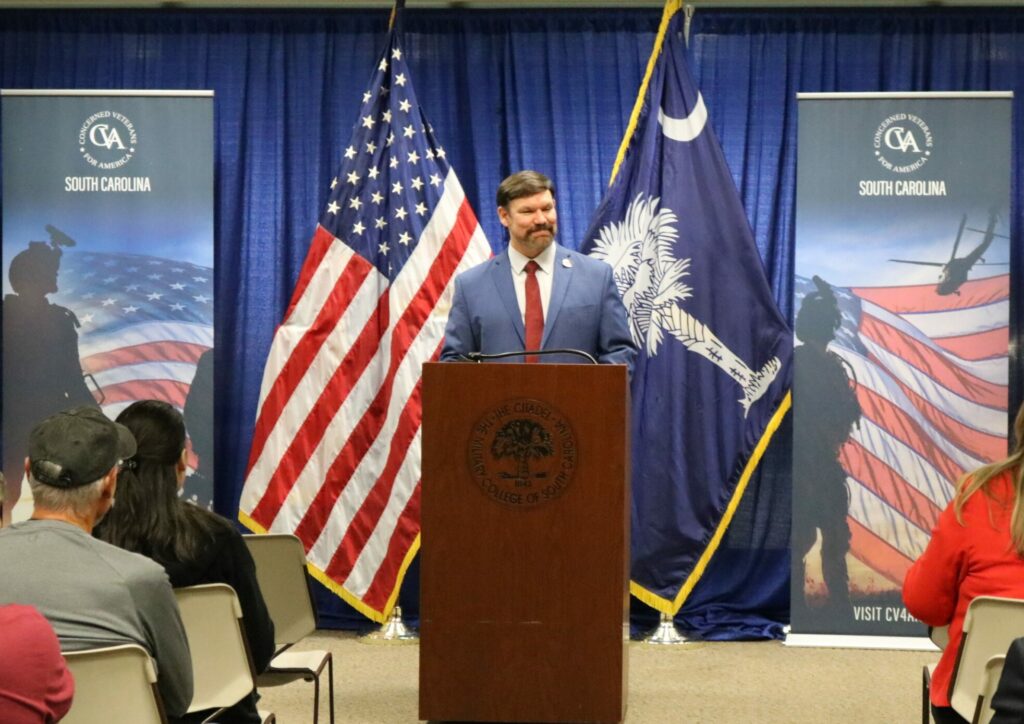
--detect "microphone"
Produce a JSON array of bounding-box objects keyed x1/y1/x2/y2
[{"x1": 459, "y1": 348, "x2": 598, "y2": 365}]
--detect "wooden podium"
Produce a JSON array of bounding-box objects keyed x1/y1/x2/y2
[{"x1": 419, "y1": 362, "x2": 630, "y2": 723}]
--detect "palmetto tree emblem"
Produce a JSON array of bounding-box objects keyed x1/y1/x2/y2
[
  {"x1": 492, "y1": 418, "x2": 554, "y2": 486},
  {"x1": 590, "y1": 193, "x2": 780, "y2": 415}
]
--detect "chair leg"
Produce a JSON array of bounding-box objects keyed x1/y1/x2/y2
[
  {"x1": 327, "y1": 654, "x2": 335, "y2": 724},
  {"x1": 922, "y1": 665, "x2": 931, "y2": 724},
  {"x1": 312, "y1": 673, "x2": 320, "y2": 724}
]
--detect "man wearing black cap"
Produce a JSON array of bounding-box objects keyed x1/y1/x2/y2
[{"x1": 0, "y1": 406, "x2": 193, "y2": 719}]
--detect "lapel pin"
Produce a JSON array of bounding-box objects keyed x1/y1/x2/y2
[{"x1": 562, "y1": 257, "x2": 573, "y2": 268}]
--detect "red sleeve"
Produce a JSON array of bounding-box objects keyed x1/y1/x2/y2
[{"x1": 902, "y1": 500, "x2": 967, "y2": 626}]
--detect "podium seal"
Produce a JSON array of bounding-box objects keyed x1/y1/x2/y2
[{"x1": 468, "y1": 397, "x2": 578, "y2": 508}]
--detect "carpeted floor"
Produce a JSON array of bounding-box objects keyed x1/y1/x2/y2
[{"x1": 257, "y1": 630, "x2": 939, "y2": 722}]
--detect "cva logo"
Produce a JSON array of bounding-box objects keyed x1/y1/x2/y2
[
  {"x1": 883, "y1": 126, "x2": 921, "y2": 154},
  {"x1": 88, "y1": 123, "x2": 127, "y2": 150},
  {"x1": 79, "y1": 110, "x2": 138, "y2": 170},
  {"x1": 873, "y1": 112, "x2": 933, "y2": 173}
]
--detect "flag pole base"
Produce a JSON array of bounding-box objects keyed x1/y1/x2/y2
[
  {"x1": 365, "y1": 605, "x2": 418, "y2": 641},
  {"x1": 643, "y1": 612, "x2": 692, "y2": 645}
]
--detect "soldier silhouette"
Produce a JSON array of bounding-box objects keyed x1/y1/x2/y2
[
  {"x1": 2, "y1": 229, "x2": 97, "y2": 523},
  {"x1": 792, "y1": 275, "x2": 861, "y2": 620}
]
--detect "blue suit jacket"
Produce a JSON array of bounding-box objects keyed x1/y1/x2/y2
[{"x1": 440, "y1": 246, "x2": 637, "y2": 369}]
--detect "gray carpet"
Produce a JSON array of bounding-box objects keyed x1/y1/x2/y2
[{"x1": 256, "y1": 630, "x2": 938, "y2": 722}]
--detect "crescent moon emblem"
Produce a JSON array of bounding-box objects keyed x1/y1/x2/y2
[{"x1": 657, "y1": 92, "x2": 707, "y2": 142}]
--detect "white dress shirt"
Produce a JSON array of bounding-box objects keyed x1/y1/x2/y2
[{"x1": 507, "y1": 242, "x2": 556, "y2": 324}]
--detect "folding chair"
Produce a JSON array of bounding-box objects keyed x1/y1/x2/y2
[
  {"x1": 62, "y1": 644, "x2": 166, "y2": 724},
  {"x1": 973, "y1": 654, "x2": 1007, "y2": 724},
  {"x1": 245, "y1": 533, "x2": 335, "y2": 724},
  {"x1": 923, "y1": 597, "x2": 1024, "y2": 723},
  {"x1": 174, "y1": 583, "x2": 276, "y2": 724}
]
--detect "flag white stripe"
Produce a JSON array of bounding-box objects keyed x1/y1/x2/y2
[
  {"x1": 78, "y1": 321, "x2": 213, "y2": 357},
  {"x1": 239, "y1": 266, "x2": 384, "y2": 515},
  {"x1": 847, "y1": 477, "x2": 931, "y2": 561},
  {"x1": 272, "y1": 324, "x2": 390, "y2": 536},
  {"x1": 861, "y1": 300, "x2": 1008, "y2": 384},
  {"x1": 90, "y1": 361, "x2": 199, "y2": 387},
  {"x1": 859, "y1": 336, "x2": 1005, "y2": 435},
  {"x1": 255, "y1": 241, "x2": 357, "y2": 410},
  {"x1": 834, "y1": 347, "x2": 989, "y2": 473},
  {"x1": 345, "y1": 429, "x2": 422, "y2": 598},
  {"x1": 849, "y1": 418, "x2": 958, "y2": 508},
  {"x1": 899, "y1": 299, "x2": 1009, "y2": 339}
]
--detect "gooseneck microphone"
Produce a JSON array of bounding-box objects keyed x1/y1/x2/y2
[{"x1": 459, "y1": 348, "x2": 598, "y2": 365}]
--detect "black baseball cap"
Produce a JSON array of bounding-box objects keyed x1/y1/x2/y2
[{"x1": 27, "y1": 406, "x2": 137, "y2": 488}]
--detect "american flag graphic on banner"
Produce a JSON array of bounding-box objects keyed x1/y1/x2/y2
[
  {"x1": 800, "y1": 271, "x2": 1009, "y2": 588},
  {"x1": 58, "y1": 251, "x2": 214, "y2": 420},
  {"x1": 238, "y1": 17, "x2": 490, "y2": 621}
]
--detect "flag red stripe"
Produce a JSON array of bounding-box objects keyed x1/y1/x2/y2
[
  {"x1": 249, "y1": 290, "x2": 388, "y2": 529},
  {"x1": 81, "y1": 341, "x2": 208, "y2": 373},
  {"x1": 283, "y1": 225, "x2": 338, "y2": 322},
  {"x1": 848, "y1": 517, "x2": 914, "y2": 586},
  {"x1": 94, "y1": 379, "x2": 190, "y2": 408},
  {"x1": 932, "y1": 326, "x2": 1009, "y2": 361},
  {"x1": 363, "y1": 481, "x2": 422, "y2": 611},
  {"x1": 858, "y1": 314, "x2": 1005, "y2": 408},
  {"x1": 890, "y1": 376, "x2": 1007, "y2": 463},
  {"x1": 244, "y1": 251, "x2": 374, "y2": 480},
  {"x1": 294, "y1": 198, "x2": 479, "y2": 548},
  {"x1": 854, "y1": 383, "x2": 965, "y2": 485},
  {"x1": 852, "y1": 274, "x2": 1008, "y2": 314},
  {"x1": 325, "y1": 380, "x2": 422, "y2": 583},
  {"x1": 839, "y1": 440, "x2": 943, "y2": 533}
]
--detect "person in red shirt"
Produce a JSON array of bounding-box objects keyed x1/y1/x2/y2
[
  {"x1": 903, "y1": 402, "x2": 1024, "y2": 724},
  {"x1": 0, "y1": 604, "x2": 74, "y2": 723}
]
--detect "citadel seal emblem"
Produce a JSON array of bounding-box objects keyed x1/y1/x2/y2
[{"x1": 468, "y1": 398, "x2": 578, "y2": 508}]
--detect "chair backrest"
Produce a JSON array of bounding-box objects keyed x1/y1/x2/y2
[
  {"x1": 974, "y1": 654, "x2": 1007, "y2": 724},
  {"x1": 244, "y1": 533, "x2": 318, "y2": 646},
  {"x1": 174, "y1": 583, "x2": 255, "y2": 714},
  {"x1": 62, "y1": 644, "x2": 165, "y2": 724},
  {"x1": 949, "y1": 596, "x2": 1024, "y2": 718},
  {"x1": 930, "y1": 625, "x2": 949, "y2": 650}
]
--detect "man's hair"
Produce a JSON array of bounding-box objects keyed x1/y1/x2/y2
[
  {"x1": 28, "y1": 473, "x2": 106, "y2": 518},
  {"x1": 496, "y1": 170, "x2": 555, "y2": 209}
]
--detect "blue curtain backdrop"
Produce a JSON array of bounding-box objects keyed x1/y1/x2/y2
[{"x1": 1, "y1": 7, "x2": 1021, "y2": 635}]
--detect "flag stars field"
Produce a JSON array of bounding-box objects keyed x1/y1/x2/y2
[{"x1": 48, "y1": 250, "x2": 214, "y2": 416}]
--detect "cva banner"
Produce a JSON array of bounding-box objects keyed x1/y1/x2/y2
[
  {"x1": 1, "y1": 91, "x2": 214, "y2": 520},
  {"x1": 791, "y1": 92, "x2": 1012, "y2": 644}
]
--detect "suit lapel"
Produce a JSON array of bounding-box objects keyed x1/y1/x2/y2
[
  {"x1": 490, "y1": 252, "x2": 526, "y2": 345},
  {"x1": 542, "y1": 247, "x2": 572, "y2": 348}
]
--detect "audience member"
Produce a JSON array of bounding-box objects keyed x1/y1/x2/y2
[
  {"x1": 991, "y1": 637, "x2": 1024, "y2": 724},
  {"x1": 94, "y1": 399, "x2": 274, "y2": 724},
  {"x1": 903, "y1": 402, "x2": 1024, "y2": 724},
  {"x1": 0, "y1": 604, "x2": 74, "y2": 723},
  {"x1": 0, "y1": 406, "x2": 193, "y2": 720}
]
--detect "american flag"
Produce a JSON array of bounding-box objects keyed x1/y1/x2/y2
[
  {"x1": 58, "y1": 251, "x2": 214, "y2": 418},
  {"x1": 802, "y1": 272, "x2": 1009, "y2": 589},
  {"x1": 53, "y1": 250, "x2": 214, "y2": 506},
  {"x1": 237, "y1": 19, "x2": 490, "y2": 622}
]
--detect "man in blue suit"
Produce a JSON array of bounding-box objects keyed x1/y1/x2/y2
[{"x1": 441, "y1": 170, "x2": 636, "y2": 369}]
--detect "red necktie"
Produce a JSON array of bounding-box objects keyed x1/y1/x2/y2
[{"x1": 524, "y1": 260, "x2": 544, "y2": 363}]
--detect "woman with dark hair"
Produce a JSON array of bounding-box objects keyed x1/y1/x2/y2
[
  {"x1": 903, "y1": 401, "x2": 1024, "y2": 724},
  {"x1": 94, "y1": 399, "x2": 274, "y2": 724}
]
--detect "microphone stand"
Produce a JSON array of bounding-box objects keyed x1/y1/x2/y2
[{"x1": 460, "y1": 348, "x2": 598, "y2": 365}]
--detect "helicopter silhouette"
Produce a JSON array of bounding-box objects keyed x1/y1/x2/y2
[{"x1": 889, "y1": 211, "x2": 1008, "y2": 296}]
